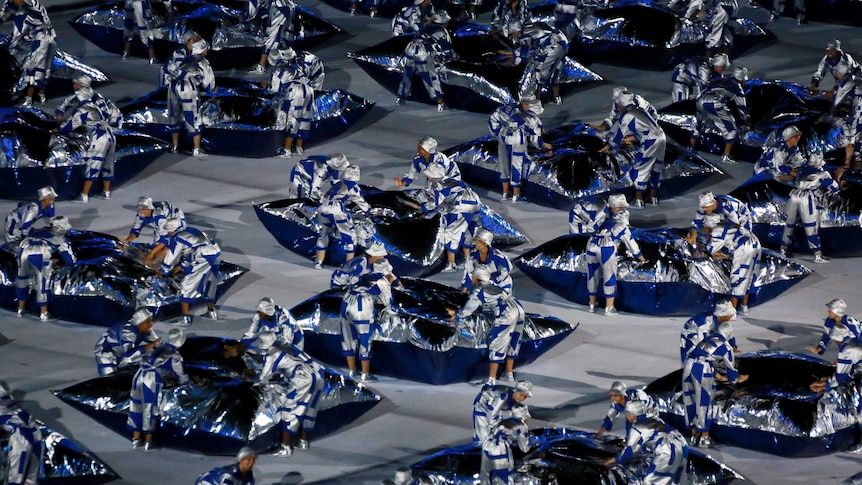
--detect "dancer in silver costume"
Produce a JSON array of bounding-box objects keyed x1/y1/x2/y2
[
  {"x1": 15, "y1": 216, "x2": 75, "y2": 321},
  {"x1": 158, "y1": 218, "x2": 221, "y2": 326},
  {"x1": 268, "y1": 48, "x2": 325, "y2": 158},
  {"x1": 3, "y1": 186, "x2": 55, "y2": 247},
  {"x1": 0, "y1": 0, "x2": 55, "y2": 107},
  {"x1": 94, "y1": 308, "x2": 160, "y2": 376}
]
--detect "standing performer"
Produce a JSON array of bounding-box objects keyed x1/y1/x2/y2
[
  {"x1": 314, "y1": 165, "x2": 370, "y2": 269},
  {"x1": 691, "y1": 54, "x2": 749, "y2": 164},
  {"x1": 679, "y1": 300, "x2": 737, "y2": 363},
  {"x1": 829, "y1": 62, "x2": 862, "y2": 169},
  {"x1": 395, "y1": 12, "x2": 455, "y2": 111},
  {"x1": 472, "y1": 380, "x2": 532, "y2": 446},
  {"x1": 268, "y1": 48, "x2": 325, "y2": 158},
  {"x1": 480, "y1": 418, "x2": 531, "y2": 485},
  {"x1": 811, "y1": 40, "x2": 859, "y2": 99},
  {"x1": 159, "y1": 218, "x2": 221, "y2": 326},
  {"x1": 489, "y1": 0, "x2": 531, "y2": 39},
  {"x1": 242, "y1": 297, "x2": 305, "y2": 352},
  {"x1": 164, "y1": 36, "x2": 215, "y2": 157},
  {"x1": 340, "y1": 264, "x2": 394, "y2": 382},
  {"x1": 391, "y1": 0, "x2": 432, "y2": 37},
  {"x1": 122, "y1": 0, "x2": 157, "y2": 63},
  {"x1": 806, "y1": 299, "x2": 862, "y2": 355},
  {"x1": 0, "y1": 382, "x2": 42, "y2": 485},
  {"x1": 288, "y1": 154, "x2": 349, "y2": 199},
  {"x1": 94, "y1": 308, "x2": 160, "y2": 376},
  {"x1": 15, "y1": 216, "x2": 76, "y2": 321},
  {"x1": 702, "y1": 213, "x2": 761, "y2": 315},
  {"x1": 671, "y1": 56, "x2": 710, "y2": 103},
  {"x1": 461, "y1": 229, "x2": 513, "y2": 295},
  {"x1": 780, "y1": 153, "x2": 839, "y2": 262},
  {"x1": 502, "y1": 22, "x2": 568, "y2": 105},
  {"x1": 753, "y1": 125, "x2": 804, "y2": 176},
  {"x1": 3, "y1": 186, "x2": 55, "y2": 248},
  {"x1": 250, "y1": 0, "x2": 296, "y2": 73},
  {"x1": 0, "y1": 0, "x2": 56, "y2": 107}
]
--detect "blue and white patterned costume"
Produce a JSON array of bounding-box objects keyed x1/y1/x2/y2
[
  {"x1": 458, "y1": 286, "x2": 526, "y2": 365},
  {"x1": 4, "y1": 200, "x2": 53, "y2": 245},
  {"x1": 825, "y1": 340, "x2": 862, "y2": 392},
  {"x1": 128, "y1": 343, "x2": 188, "y2": 434},
  {"x1": 706, "y1": 222, "x2": 760, "y2": 298},
  {"x1": 568, "y1": 198, "x2": 607, "y2": 235},
  {"x1": 490, "y1": 0, "x2": 532, "y2": 39},
  {"x1": 679, "y1": 312, "x2": 738, "y2": 362},
  {"x1": 782, "y1": 165, "x2": 839, "y2": 253},
  {"x1": 753, "y1": 138, "x2": 803, "y2": 175},
  {"x1": 830, "y1": 73, "x2": 862, "y2": 150},
  {"x1": 259, "y1": 349, "x2": 325, "y2": 439},
  {"x1": 0, "y1": 390, "x2": 42, "y2": 485},
  {"x1": 195, "y1": 463, "x2": 255, "y2": 485},
  {"x1": 480, "y1": 419, "x2": 530, "y2": 485},
  {"x1": 682, "y1": 333, "x2": 739, "y2": 433},
  {"x1": 615, "y1": 416, "x2": 688, "y2": 485},
  {"x1": 422, "y1": 180, "x2": 482, "y2": 254},
  {"x1": 16, "y1": 230, "x2": 75, "y2": 306},
  {"x1": 462, "y1": 247, "x2": 514, "y2": 294},
  {"x1": 242, "y1": 305, "x2": 304, "y2": 351},
  {"x1": 691, "y1": 194, "x2": 752, "y2": 235},
  {"x1": 391, "y1": 3, "x2": 432, "y2": 36},
  {"x1": 289, "y1": 156, "x2": 344, "y2": 200},
  {"x1": 124, "y1": 0, "x2": 154, "y2": 48},
  {"x1": 160, "y1": 227, "x2": 221, "y2": 305},
  {"x1": 331, "y1": 255, "x2": 400, "y2": 288},
  {"x1": 586, "y1": 214, "x2": 642, "y2": 299},
  {"x1": 705, "y1": 0, "x2": 737, "y2": 52},
  {"x1": 397, "y1": 23, "x2": 455, "y2": 102},
  {"x1": 164, "y1": 45, "x2": 216, "y2": 137},
  {"x1": 600, "y1": 389, "x2": 657, "y2": 434},
  {"x1": 812, "y1": 315, "x2": 862, "y2": 355},
  {"x1": 671, "y1": 57, "x2": 710, "y2": 103},
  {"x1": 694, "y1": 75, "x2": 748, "y2": 145},
  {"x1": 472, "y1": 384, "x2": 528, "y2": 446},
  {"x1": 608, "y1": 105, "x2": 666, "y2": 193},
  {"x1": 666, "y1": 0, "x2": 703, "y2": 18},
  {"x1": 55, "y1": 88, "x2": 117, "y2": 184},
  {"x1": 94, "y1": 321, "x2": 160, "y2": 376},
  {"x1": 401, "y1": 151, "x2": 461, "y2": 188},
  {"x1": 340, "y1": 274, "x2": 393, "y2": 362},
  {"x1": 812, "y1": 50, "x2": 859, "y2": 89},
  {"x1": 0, "y1": 0, "x2": 56, "y2": 90},
  {"x1": 316, "y1": 180, "x2": 370, "y2": 254},
  {"x1": 489, "y1": 103, "x2": 544, "y2": 189},
  {"x1": 263, "y1": 0, "x2": 296, "y2": 56},
  {"x1": 515, "y1": 24, "x2": 567, "y2": 98},
  {"x1": 270, "y1": 51, "x2": 325, "y2": 141},
  {"x1": 128, "y1": 201, "x2": 186, "y2": 245},
  {"x1": 600, "y1": 94, "x2": 657, "y2": 131}
]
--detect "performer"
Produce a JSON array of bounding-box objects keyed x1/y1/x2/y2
[
  {"x1": 806, "y1": 299, "x2": 862, "y2": 355},
  {"x1": 195, "y1": 447, "x2": 257, "y2": 485},
  {"x1": 606, "y1": 400, "x2": 689, "y2": 484},
  {"x1": 461, "y1": 228, "x2": 513, "y2": 295},
  {"x1": 488, "y1": 95, "x2": 552, "y2": 202},
  {"x1": 395, "y1": 11, "x2": 455, "y2": 111},
  {"x1": 3, "y1": 186, "x2": 56, "y2": 247},
  {"x1": 585, "y1": 197, "x2": 645, "y2": 315},
  {"x1": 242, "y1": 297, "x2": 304, "y2": 352},
  {"x1": 340, "y1": 263, "x2": 394, "y2": 382},
  {"x1": 811, "y1": 40, "x2": 859, "y2": 98},
  {"x1": 472, "y1": 380, "x2": 532, "y2": 446},
  {"x1": 391, "y1": 0, "x2": 432, "y2": 37},
  {"x1": 394, "y1": 136, "x2": 461, "y2": 189},
  {"x1": 480, "y1": 418, "x2": 531, "y2": 485},
  {"x1": 122, "y1": 0, "x2": 157, "y2": 63},
  {"x1": 15, "y1": 216, "x2": 76, "y2": 321},
  {"x1": 704, "y1": 0, "x2": 737, "y2": 57},
  {"x1": 679, "y1": 300, "x2": 737, "y2": 363},
  {"x1": 268, "y1": 47, "x2": 325, "y2": 158},
  {"x1": 753, "y1": 125, "x2": 804, "y2": 176},
  {"x1": 0, "y1": 0, "x2": 55, "y2": 107},
  {"x1": 453, "y1": 267, "x2": 525, "y2": 385},
  {"x1": 250, "y1": 0, "x2": 296, "y2": 73},
  {"x1": 687, "y1": 191, "x2": 753, "y2": 243},
  {"x1": 129, "y1": 328, "x2": 189, "y2": 451},
  {"x1": 94, "y1": 308, "x2": 160, "y2": 376},
  {"x1": 671, "y1": 56, "x2": 710, "y2": 103},
  {"x1": 164, "y1": 35, "x2": 216, "y2": 157},
  {"x1": 702, "y1": 213, "x2": 761, "y2": 315},
  {"x1": 0, "y1": 382, "x2": 42, "y2": 485},
  {"x1": 501, "y1": 22, "x2": 567, "y2": 105},
  {"x1": 828, "y1": 62, "x2": 862, "y2": 169},
  {"x1": 314, "y1": 165, "x2": 370, "y2": 269},
  {"x1": 350, "y1": 0, "x2": 380, "y2": 17},
  {"x1": 595, "y1": 381, "x2": 658, "y2": 436},
  {"x1": 288, "y1": 154, "x2": 349, "y2": 199},
  {"x1": 417, "y1": 169, "x2": 482, "y2": 271},
  {"x1": 691, "y1": 54, "x2": 749, "y2": 165},
  {"x1": 682, "y1": 324, "x2": 748, "y2": 448},
  {"x1": 601, "y1": 91, "x2": 667, "y2": 208},
  {"x1": 810, "y1": 331, "x2": 862, "y2": 394},
  {"x1": 780, "y1": 153, "x2": 839, "y2": 263},
  {"x1": 120, "y1": 196, "x2": 187, "y2": 267},
  {"x1": 330, "y1": 240, "x2": 397, "y2": 287},
  {"x1": 489, "y1": 0, "x2": 531, "y2": 40},
  {"x1": 257, "y1": 331, "x2": 325, "y2": 456},
  {"x1": 568, "y1": 197, "x2": 607, "y2": 235},
  {"x1": 590, "y1": 86, "x2": 658, "y2": 133},
  {"x1": 158, "y1": 218, "x2": 221, "y2": 326},
  {"x1": 55, "y1": 76, "x2": 120, "y2": 204}
]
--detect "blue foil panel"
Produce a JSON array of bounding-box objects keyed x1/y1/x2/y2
[
  {"x1": 0, "y1": 231, "x2": 247, "y2": 326},
  {"x1": 444, "y1": 123, "x2": 724, "y2": 210},
  {"x1": 35, "y1": 423, "x2": 121, "y2": 484},
  {"x1": 515, "y1": 229, "x2": 811, "y2": 315},
  {"x1": 69, "y1": 1, "x2": 342, "y2": 69},
  {"x1": 254, "y1": 188, "x2": 528, "y2": 275},
  {"x1": 52, "y1": 336, "x2": 381, "y2": 455},
  {"x1": 348, "y1": 25, "x2": 602, "y2": 114},
  {"x1": 122, "y1": 83, "x2": 374, "y2": 157},
  {"x1": 289, "y1": 277, "x2": 578, "y2": 385},
  {"x1": 407, "y1": 426, "x2": 745, "y2": 484},
  {"x1": 729, "y1": 172, "x2": 862, "y2": 257},
  {"x1": 645, "y1": 351, "x2": 861, "y2": 457},
  {"x1": 658, "y1": 79, "x2": 844, "y2": 164},
  {"x1": 0, "y1": 108, "x2": 169, "y2": 200}
]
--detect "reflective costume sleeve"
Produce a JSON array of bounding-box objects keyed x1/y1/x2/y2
[
  {"x1": 347, "y1": 182, "x2": 370, "y2": 213},
  {"x1": 601, "y1": 401, "x2": 625, "y2": 431},
  {"x1": 330, "y1": 256, "x2": 370, "y2": 288},
  {"x1": 826, "y1": 345, "x2": 862, "y2": 391},
  {"x1": 169, "y1": 348, "x2": 189, "y2": 385},
  {"x1": 489, "y1": 105, "x2": 516, "y2": 137},
  {"x1": 816, "y1": 318, "x2": 838, "y2": 354},
  {"x1": 614, "y1": 224, "x2": 642, "y2": 259},
  {"x1": 616, "y1": 421, "x2": 650, "y2": 464},
  {"x1": 401, "y1": 155, "x2": 427, "y2": 186},
  {"x1": 457, "y1": 288, "x2": 484, "y2": 319}
]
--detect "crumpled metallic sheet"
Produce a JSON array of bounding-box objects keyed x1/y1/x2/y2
[
  {"x1": 253, "y1": 187, "x2": 527, "y2": 276},
  {"x1": 407, "y1": 427, "x2": 745, "y2": 484},
  {"x1": 658, "y1": 78, "x2": 843, "y2": 164},
  {"x1": 0, "y1": 108, "x2": 169, "y2": 200},
  {"x1": 290, "y1": 277, "x2": 578, "y2": 384},
  {"x1": 644, "y1": 350, "x2": 860, "y2": 457},
  {"x1": 514, "y1": 228, "x2": 811, "y2": 315},
  {"x1": 69, "y1": 1, "x2": 341, "y2": 69},
  {"x1": 843, "y1": 471, "x2": 862, "y2": 485},
  {"x1": 348, "y1": 24, "x2": 602, "y2": 113},
  {"x1": 122, "y1": 81, "x2": 374, "y2": 157},
  {"x1": 729, "y1": 172, "x2": 862, "y2": 257},
  {"x1": 575, "y1": 0, "x2": 772, "y2": 69},
  {"x1": 443, "y1": 122, "x2": 723, "y2": 210},
  {"x1": 52, "y1": 336, "x2": 380, "y2": 455},
  {"x1": 0, "y1": 230, "x2": 247, "y2": 326},
  {"x1": 37, "y1": 423, "x2": 121, "y2": 483}
]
